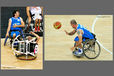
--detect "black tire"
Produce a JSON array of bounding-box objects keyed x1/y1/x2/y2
[
  {"x1": 83, "y1": 39, "x2": 101, "y2": 59},
  {"x1": 16, "y1": 54, "x2": 37, "y2": 60}
]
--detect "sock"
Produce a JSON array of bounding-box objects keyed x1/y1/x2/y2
[
  {"x1": 35, "y1": 26, "x2": 37, "y2": 31},
  {"x1": 38, "y1": 26, "x2": 40, "y2": 31}
]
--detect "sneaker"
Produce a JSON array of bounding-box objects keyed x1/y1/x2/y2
[
  {"x1": 78, "y1": 48, "x2": 83, "y2": 55},
  {"x1": 73, "y1": 49, "x2": 83, "y2": 57},
  {"x1": 73, "y1": 51, "x2": 79, "y2": 56}
]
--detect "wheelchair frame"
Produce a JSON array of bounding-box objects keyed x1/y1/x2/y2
[
  {"x1": 73, "y1": 33, "x2": 101, "y2": 59},
  {"x1": 4, "y1": 29, "x2": 38, "y2": 60}
]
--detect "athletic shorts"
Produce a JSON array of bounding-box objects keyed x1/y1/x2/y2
[
  {"x1": 32, "y1": 14, "x2": 42, "y2": 20},
  {"x1": 74, "y1": 36, "x2": 94, "y2": 42},
  {"x1": 74, "y1": 36, "x2": 86, "y2": 42},
  {"x1": 10, "y1": 31, "x2": 20, "y2": 38}
]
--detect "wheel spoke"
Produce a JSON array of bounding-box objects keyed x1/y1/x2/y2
[{"x1": 83, "y1": 40, "x2": 101, "y2": 59}]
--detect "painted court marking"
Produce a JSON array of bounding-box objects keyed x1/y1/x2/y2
[
  {"x1": 92, "y1": 15, "x2": 112, "y2": 55},
  {"x1": 1, "y1": 64, "x2": 24, "y2": 69}
]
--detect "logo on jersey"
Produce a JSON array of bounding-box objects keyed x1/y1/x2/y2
[{"x1": 17, "y1": 19, "x2": 21, "y2": 21}]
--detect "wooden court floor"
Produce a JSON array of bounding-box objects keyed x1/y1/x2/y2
[
  {"x1": 1, "y1": 37, "x2": 43, "y2": 70},
  {"x1": 45, "y1": 15, "x2": 113, "y2": 61}
]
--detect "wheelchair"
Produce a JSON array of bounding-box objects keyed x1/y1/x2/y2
[
  {"x1": 4, "y1": 29, "x2": 39, "y2": 60},
  {"x1": 4, "y1": 30, "x2": 23, "y2": 47},
  {"x1": 73, "y1": 33, "x2": 101, "y2": 59}
]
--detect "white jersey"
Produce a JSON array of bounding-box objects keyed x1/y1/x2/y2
[
  {"x1": 30, "y1": 7, "x2": 42, "y2": 20},
  {"x1": 30, "y1": 7, "x2": 42, "y2": 15}
]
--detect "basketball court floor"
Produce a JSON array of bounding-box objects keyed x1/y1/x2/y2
[
  {"x1": 1, "y1": 37, "x2": 43, "y2": 70},
  {"x1": 45, "y1": 15, "x2": 113, "y2": 61}
]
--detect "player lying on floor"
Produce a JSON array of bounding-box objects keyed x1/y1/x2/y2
[
  {"x1": 26, "y1": 31, "x2": 40, "y2": 54},
  {"x1": 13, "y1": 31, "x2": 40, "y2": 56},
  {"x1": 27, "y1": 31, "x2": 40, "y2": 43}
]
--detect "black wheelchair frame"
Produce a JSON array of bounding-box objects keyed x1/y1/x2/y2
[{"x1": 73, "y1": 33, "x2": 101, "y2": 59}]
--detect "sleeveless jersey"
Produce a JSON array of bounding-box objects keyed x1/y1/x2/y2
[
  {"x1": 76, "y1": 24, "x2": 94, "y2": 39},
  {"x1": 10, "y1": 17, "x2": 21, "y2": 31}
]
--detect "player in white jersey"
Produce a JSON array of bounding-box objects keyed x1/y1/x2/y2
[{"x1": 26, "y1": 6, "x2": 43, "y2": 32}]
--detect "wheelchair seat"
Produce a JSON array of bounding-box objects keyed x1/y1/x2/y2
[{"x1": 91, "y1": 32, "x2": 96, "y2": 40}]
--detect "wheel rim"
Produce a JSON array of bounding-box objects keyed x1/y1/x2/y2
[{"x1": 83, "y1": 40, "x2": 101, "y2": 59}]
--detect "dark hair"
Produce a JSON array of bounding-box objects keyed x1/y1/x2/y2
[
  {"x1": 12, "y1": 10, "x2": 19, "y2": 17},
  {"x1": 70, "y1": 19, "x2": 77, "y2": 25}
]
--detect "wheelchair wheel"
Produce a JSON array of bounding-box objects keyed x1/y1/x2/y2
[
  {"x1": 83, "y1": 39, "x2": 101, "y2": 59},
  {"x1": 16, "y1": 54, "x2": 37, "y2": 60}
]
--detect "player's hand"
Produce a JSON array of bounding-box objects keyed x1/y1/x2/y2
[
  {"x1": 13, "y1": 24, "x2": 17, "y2": 28},
  {"x1": 29, "y1": 31, "x2": 33, "y2": 34},
  {"x1": 64, "y1": 30, "x2": 69, "y2": 35},
  {"x1": 71, "y1": 47, "x2": 75, "y2": 51}
]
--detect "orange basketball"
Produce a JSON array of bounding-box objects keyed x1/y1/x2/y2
[{"x1": 53, "y1": 21, "x2": 62, "y2": 29}]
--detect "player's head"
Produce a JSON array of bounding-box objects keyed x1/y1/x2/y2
[
  {"x1": 70, "y1": 19, "x2": 77, "y2": 28},
  {"x1": 26, "y1": 36, "x2": 32, "y2": 41},
  {"x1": 13, "y1": 10, "x2": 20, "y2": 17}
]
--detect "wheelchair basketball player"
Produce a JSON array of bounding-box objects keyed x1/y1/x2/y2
[{"x1": 65, "y1": 19, "x2": 95, "y2": 57}]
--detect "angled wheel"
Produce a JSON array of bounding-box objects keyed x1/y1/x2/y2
[{"x1": 83, "y1": 39, "x2": 101, "y2": 59}]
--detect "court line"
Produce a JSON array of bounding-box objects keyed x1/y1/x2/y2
[
  {"x1": 92, "y1": 15, "x2": 112, "y2": 55},
  {"x1": 1, "y1": 64, "x2": 25, "y2": 69}
]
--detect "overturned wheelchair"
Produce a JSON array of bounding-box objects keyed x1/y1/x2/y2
[
  {"x1": 4, "y1": 30, "x2": 39, "y2": 60},
  {"x1": 73, "y1": 33, "x2": 101, "y2": 59}
]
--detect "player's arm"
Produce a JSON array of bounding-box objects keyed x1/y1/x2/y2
[
  {"x1": 30, "y1": 31, "x2": 40, "y2": 43},
  {"x1": 6, "y1": 19, "x2": 11, "y2": 37},
  {"x1": 65, "y1": 29, "x2": 76, "y2": 35},
  {"x1": 13, "y1": 17, "x2": 25, "y2": 28},
  {"x1": 71, "y1": 29, "x2": 83, "y2": 51},
  {"x1": 76, "y1": 29, "x2": 83, "y2": 46}
]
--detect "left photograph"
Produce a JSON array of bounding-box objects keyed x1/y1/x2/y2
[{"x1": 1, "y1": 7, "x2": 44, "y2": 70}]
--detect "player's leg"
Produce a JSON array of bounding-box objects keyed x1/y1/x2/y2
[
  {"x1": 10, "y1": 31, "x2": 16, "y2": 39},
  {"x1": 76, "y1": 41, "x2": 83, "y2": 54},
  {"x1": 37, "y1": 15, "x2": 42, "y2": 32},
  {"x1": 78, "y1": 42, "x2": 82, "y2": 48},
  {"x1": 27, "y1": 17, "x2": 31, "y2": 32},
  {"x1": 74, "y1": 36, "x2": 83, "y2": 55},
  {"x1": 38, "y1": 19, "x2": 41, "y2": 32},
  {"x1": 35, "y1": 19, "x2": 38, "y2": 32},
  {"x1": 15, "y1": 31, "x2": 20, "y2": 37}
]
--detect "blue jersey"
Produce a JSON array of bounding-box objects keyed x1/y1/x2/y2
[
  {"x1": 10, "y1": 17, "x2": 22, "y2": 31},
  {"x1": 76, "y1": 24, "x2": 94, "y2": 39}
]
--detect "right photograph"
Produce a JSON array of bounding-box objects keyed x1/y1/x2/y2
[{"x1": 45, "y1": 15, "x2": 113, "y2": 61}]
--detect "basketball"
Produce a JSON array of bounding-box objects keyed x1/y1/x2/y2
[{"x1": 53, "y1": 21, "x2": 62, "y2": 29}]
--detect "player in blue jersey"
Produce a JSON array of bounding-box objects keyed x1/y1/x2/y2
[
  {"x1": 65, "y1": 19, "x2": 94, "y2": 56},
  {"x1": 6, "y1": 10, "x2": 25, "y2": 39}
]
